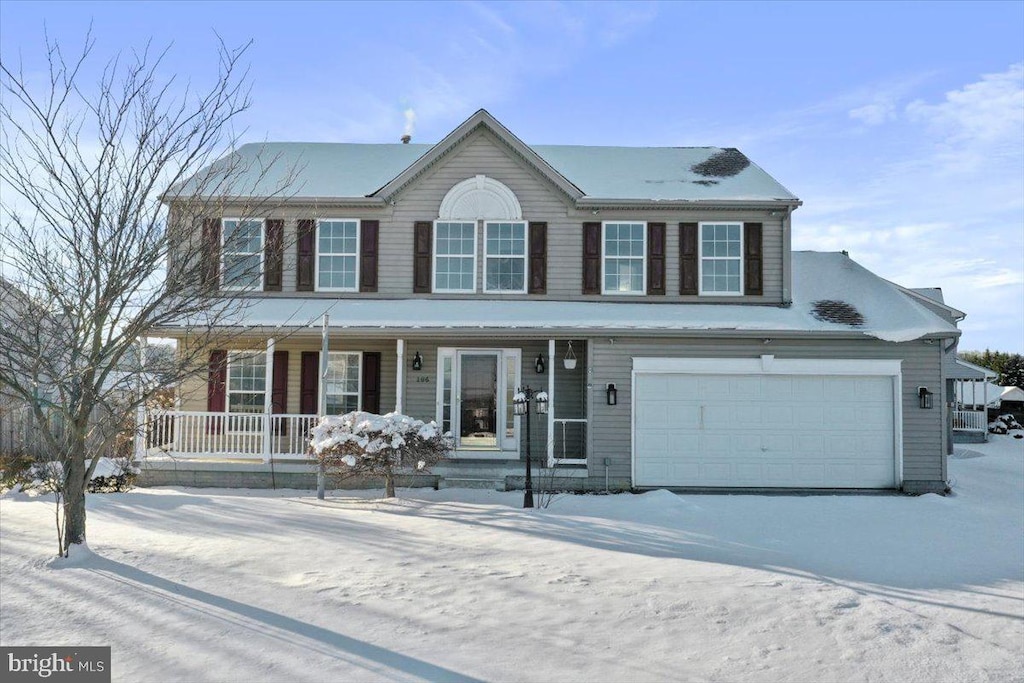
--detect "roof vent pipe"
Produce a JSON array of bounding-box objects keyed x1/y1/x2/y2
[{"x1": 401, "y1": 134, "x2": 411, "y2": 144}]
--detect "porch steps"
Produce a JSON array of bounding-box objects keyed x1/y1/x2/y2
[{"x1": 438, "y1": 476, "x2": 507, "y2": 491}]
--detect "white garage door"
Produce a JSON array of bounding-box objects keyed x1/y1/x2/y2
[{"x1": 633, "y1": 360, "x2": 899, "y2": 489}]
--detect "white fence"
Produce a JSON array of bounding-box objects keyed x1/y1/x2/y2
[
  {"x1": 140, "y1": 410, "x2": 319, "y2": 461},
  {"x1": 952, "y1": 409, "x2": 987, "y2": 432}
]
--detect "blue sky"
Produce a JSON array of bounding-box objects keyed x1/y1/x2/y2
[{"x1": 2, "y1": 1, "x2": 1022, "y2": 351}]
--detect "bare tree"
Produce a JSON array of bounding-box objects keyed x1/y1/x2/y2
[{"x1": 0, "y1": 31, "x2": 294, "y2": 556}]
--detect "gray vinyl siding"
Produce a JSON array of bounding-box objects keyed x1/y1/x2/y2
[
  {"x1": 588, "y1": 336, "x2": 946, "y2": 490},
  {"x1": 189, "y1": 128, "x2": 787, "y2": 304}
]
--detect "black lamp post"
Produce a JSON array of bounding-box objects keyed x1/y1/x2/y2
[{"x1": 514, "y1": 385, "x2": 548, "y2": 508}]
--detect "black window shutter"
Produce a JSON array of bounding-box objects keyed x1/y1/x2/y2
[
  {"x1": 744, "y1": 222, "x2": 763, "y2": 296},
  {"x1": 647, "y1": 222, "x2": 666, "y2": 295},
  {"x1": 413, "y1": 221, "x2": 432, "y2": 293},
  {"x1": 582, "y1": 222, "x2": 601, "y2": 294},
  {"x1": 679, "y1": 222, "x2": 698, "y2": 295},
  {"x1": 264, "y1": 219, "x2": 284, "y2": 292},
  {"x1": 361, "y1": 352, "x2": 382, "y2": 414},
  {"x1": 201, "y1": 218, "x2": 221, "y2": 291},
  {"x1": 360, "y1": 220, "x2": 379, "y2": 292},
  {"x1": 300, "y1": 351, "x2": 319, "y2": 414},
  {"x1": 528, "y1": 222, "x2": 547, "y2": 294},
  {"x1": 296, "y1": 220, "x2": 316, "y2": 292}
]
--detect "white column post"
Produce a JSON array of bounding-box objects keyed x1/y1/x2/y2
[
  {"x1": 135, "y1": 406, "x2": 147, "y2": 461},
  {"x1": 396, "y1": 339, "x2": 406, "y2": 413},
  {"x1": 262, "y1": 338, "x2": 275, "y2": 463},
  {"x1": 319, "y1": 314, "x2": 329, "y2": 416},
  {"x1": 547, "y1": 338, "x2": 555, "y2": 467}
]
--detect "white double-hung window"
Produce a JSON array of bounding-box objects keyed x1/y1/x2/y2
[
  {"x1": 434, "y1": 221, "x2": 477, "y2": 293},
  {"x1": 222, "y1": 219, "x2": 264, "y2": 290},
  {"x1": 602, "y1": 221, "x2": 645, "y2": 294},
  {"x1": 484, "y1": 221, "x2": 527, "y2": 293},
  {"x1": 226, "y1": 351, "x2": 266, "y2": 413},
  {"x1": 325, "y1": 351, "x2": 362, "y2": 414},
  {"x1": 700, "y1": 222, "x2": 742, "y2": 295},
  {"x1": 317, "y1": 219, "x2": 359, "y2": 291}
]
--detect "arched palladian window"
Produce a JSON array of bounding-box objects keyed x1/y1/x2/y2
[{"x1": 433, "y1": 175, "x2": 527, "y2": 293}]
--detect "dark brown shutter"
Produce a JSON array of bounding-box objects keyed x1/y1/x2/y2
[
  {"x1": 582, "y1": 222, "x2": 601, "y2": 294},
  {"x1": 647, "y1": 222, "x2": 666, "y2": 295},
  {"x1": 264, "y1": 219, "x2": 284, "y2": 292},
  {"x1": 300, "y1": 351, "x2": 319, "y2": 415},
  {"x1": 207, "y1": 350, "x2": 227, "y2": 434},
  {"x1": 679, "y1": 222, "x2": 699, "y2": 295},
  {"x1": 528, "y1": 222, "x2": 547, "y2": 294},
  {"x1": 296, "y1": 219, "x2": 316, "y2": 292},
  {"x1": 361, "y1": 352, "x2": 382, "y2": 414},
  {"x1": 272, "y1": 350, "x2": 289, "y2": 434},
  {"x1": 201, "y1": 218, "x2": 221, "y2": 291},
  {"x1": 744, "y1": 222, "x2": 763, "y2": 296},
  {"x1": 413, "y1": 221, "x2": 433, "y2": 293},
  {"x1": 360, "y1": 220, "x2": 379, "y2": 292}
]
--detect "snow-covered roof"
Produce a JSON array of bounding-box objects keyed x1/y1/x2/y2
[
  {"x1": 165, "y1": 111, "x2": 797, "y2": 204},
  {"x1": 951, "y1": 359, "x2": 999, "y2": 381},
  {"x1": 163, "y1": 252, "x2": 958, "y2": 342},
  {"x1": 1001, "y1": 386, "x2": 1024, "y2": 402}
]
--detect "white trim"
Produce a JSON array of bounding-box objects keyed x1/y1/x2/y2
[
  {"x1": 438, "y1": 174, "x2": 523, "y2": 221},
  {"x1": 220, "y1": 217, "x2": 265, "y2": 292},
  {"x1": 432, "y1": 220, "x2": 478, "y2": 293},
  {"x1": 314, "y1": 218, "x2": 361, "y2": 293},
  {"x1": 630, "y1": 356, "x2": 904, "y2": 489},
  {"x1": 395, "y1": 339, "x2": 405, "y2": 413},
  {"x1": 546, "y1": 339, "x2": 555, "y2": 467},
  {"x1": 631, "y1": 357, "x2": 903, "y2": 376},
  {"x1": 600, "y1": 221, "x2": 647, "y2": 296},
  {"x1": 482, "y1": 221, "x2": 528, "y2": 294},
  {"x1": 262, "y1": 338, "x2": 274, "y2": 463},
  {"x1": 697, "y1": 221, "x2": 744, "y2": 297}
]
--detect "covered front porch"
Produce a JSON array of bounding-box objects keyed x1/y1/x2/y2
[{"x1": 137, "y1": 335, "x2": 591, "y2": 470}]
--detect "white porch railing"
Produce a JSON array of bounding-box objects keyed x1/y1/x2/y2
[
  {"x1": 953, "y1": 409, "x2": 987, "y2": 432},
  {"x1": 139, "y1": 410, "x2": 319, "y2": 461}
]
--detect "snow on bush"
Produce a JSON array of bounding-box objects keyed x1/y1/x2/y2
[
  {"x1": 309, "y1": 412, "x2": 453, "y2": 497},
  {"x1": 997, "y1": 413, "x2": 1022, "y2": 431}
]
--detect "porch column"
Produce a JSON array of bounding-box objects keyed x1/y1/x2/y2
[
  {"x1": 547, "y1": 339, "x2": 555, "y2": 467},
  {"x1": 318, "y1": 314, "x2": 329, "y2": 416},
  {"x1": 396, "y1": 339, "x2": 405, "y2": 413},
  {"x1": 262, "y1": 338, "x2": 275, "y2": 463}
]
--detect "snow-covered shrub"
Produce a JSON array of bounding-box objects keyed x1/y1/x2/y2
[
  {"x1": 309, "y1": 412, "x2": 453, "y2": 497},
  {"x1": 87, "y1": 457, "x2": 140, "y2": 493},
  {"x1": 997, "y1": 413, "x2": 1022, "y2": 430},
  {"x1": 989, "y1": 419, "x2": 1008, "y2": 435}
]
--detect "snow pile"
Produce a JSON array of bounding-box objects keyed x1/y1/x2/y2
[
  {"x1": 989, "y1": 413, "x2": 1023, "y2": 434},
  {"x1": 309, "y1": 411, "x2": 442, "y2": 458}
]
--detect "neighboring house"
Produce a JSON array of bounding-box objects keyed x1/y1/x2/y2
[
  {"x1": 142, "y1": 109, "x2": 963, "y2": 494},
  {"x1": 999, "y1": 386, "x2": 1024, "y2": 416},
  {"x1": 949, "y1": 358, "x2": 1000, "y2": 444}
]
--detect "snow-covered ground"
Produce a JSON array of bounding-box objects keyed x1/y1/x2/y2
[{"x1": 2, "y1": 437, "x2": 1022, "y2": 682}]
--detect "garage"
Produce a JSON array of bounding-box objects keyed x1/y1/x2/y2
[{"x1": 632, "y1": 357, "x2": 902, "y2": 489}]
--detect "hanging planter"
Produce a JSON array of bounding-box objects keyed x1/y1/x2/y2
[{"x1": 563, "y1": 341, "x2": 577, "y2": 370}]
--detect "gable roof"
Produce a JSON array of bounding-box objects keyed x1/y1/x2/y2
[{"x1": 165, "y1": 109, "x2": 800, "y2": 206}]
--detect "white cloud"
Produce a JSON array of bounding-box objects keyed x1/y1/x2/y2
[{"x1": 849, "y1": 102, "x2": 896, "y2": 126}]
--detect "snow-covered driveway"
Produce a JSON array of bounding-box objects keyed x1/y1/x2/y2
[{"x1": 2, "y1": 436, "x2": 1022, "y2": 682}]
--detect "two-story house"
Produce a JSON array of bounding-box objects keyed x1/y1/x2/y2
[{"x1": 141, "y1": 110, "x2": 960, "y2": 494}]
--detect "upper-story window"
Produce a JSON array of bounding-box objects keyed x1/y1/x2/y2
[
  {"x1": 602, "y1": 222, "x2": 646, "y2": 295},
  {"x1": 222, "y1": 218, "x2": 264, "y2": 291},
  {"x1": 434, "y1": 221, "x2": 477, "y2": 293},
  {"x1": 700, "y1": 222, "x2": 742, "y2": 295},
  {"x1": 318, "y1": 219, "x2": 360, "y2": 291},
  {"x1": 484, "y1": 222, "x2": 527, "y2": 293}
]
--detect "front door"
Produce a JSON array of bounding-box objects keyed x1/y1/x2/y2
[
  {"x1": 457, "y1": 351, "x2": 499, "y2": 448},
  {"x1": 438, "y1": 348, "x2": 522, "y2": 454}
]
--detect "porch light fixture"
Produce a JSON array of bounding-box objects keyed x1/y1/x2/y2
[
  {"x1": 606, "y1": 383, "x2": 618, "y2": 406},
  {"x1": 412, "y1": 351, "x2": 423, "y2": 371},
  {"x1": 918, "y1": 386, "x2": 933, "y2": 409},
  {"x1": 535, "y1": 353, "x2": 546, "y2": 374}
]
